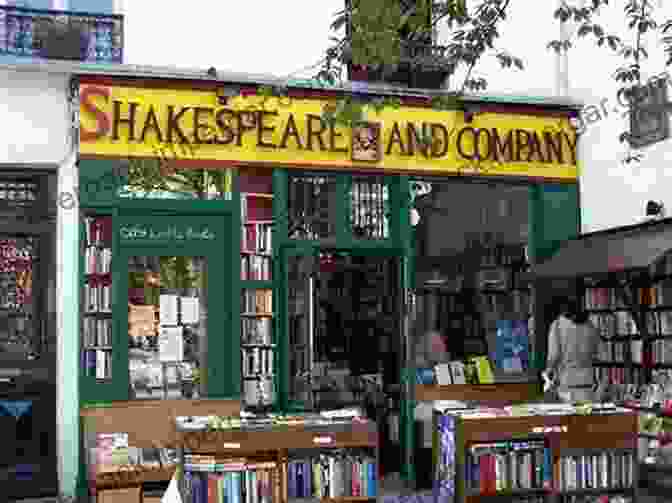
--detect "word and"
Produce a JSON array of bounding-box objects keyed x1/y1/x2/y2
[{"x1": 120, "y1": 225, "x2": 215, "y2": 241}]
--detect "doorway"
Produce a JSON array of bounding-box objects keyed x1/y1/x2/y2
[
  {"x1": 0, "y1": 173, "x2": 57, "y2": 500},
  {"x1": 284, "y1": 249, "x2": 403, "y2": 476}
]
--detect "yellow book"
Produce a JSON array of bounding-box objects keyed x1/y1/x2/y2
[{"x1": 471, "y1": 356, "x2": 495, "y2": 384}]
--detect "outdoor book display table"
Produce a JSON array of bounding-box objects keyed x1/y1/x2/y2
[
  {"x1": 433, "y1": 403, "x2": 639, "y2": 503},
  {"x1": 175, "y1": 415, "x2": 379, "y2": 503}
]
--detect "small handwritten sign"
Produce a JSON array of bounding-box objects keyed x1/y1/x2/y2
[
  {"x1": 313, "y1": 436, "x2": 333, "y2": 445},
  {"x1": 222, "y1": 442, "x2": 241, "y2": 449},
  {"x1": 120, "y1": 225, "x2": 215, "y2": 242}
]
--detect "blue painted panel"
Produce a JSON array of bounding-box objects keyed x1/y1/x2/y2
[{"x1": 69, "y1": 0, "x2": 113, "y2": 15}]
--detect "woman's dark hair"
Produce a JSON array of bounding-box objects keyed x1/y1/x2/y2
[{"x1": 556, "y1": 295, "x2": 589, "y2": 324}]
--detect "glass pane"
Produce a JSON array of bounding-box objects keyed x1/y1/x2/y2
[
  {"x1": 349, "y1": 175, "x2": 390, "y2": 240},
  {"x1": 0, "y1": 236, "x2": 39, "y2": 360},
  {"x1": 82, "y1": 216, "x2": 113, "y2": 379},
  {"x1": 288, "y1": 174, "x2": 337, "y2": 240},
  {"x1": 287, "y1": 253, "x2": 400, "y2": 411},
  {"x1": 128, "y1": 256, "x2": 207, "y2": 400},
  {"x1": 120, "y1": 161, "x2": 233, "y2": 201},
  {"x1": 411, "y1": 180, "x2": 533, "y2": 376}
]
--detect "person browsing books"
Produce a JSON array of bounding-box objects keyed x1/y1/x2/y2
[{"x1": 544, "y1": 296, "x2": 600, "y2": 403}]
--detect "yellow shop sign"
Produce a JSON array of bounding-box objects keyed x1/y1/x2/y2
[{"x1": 79, "y1": 84, "x2": 579, "y2": 180}]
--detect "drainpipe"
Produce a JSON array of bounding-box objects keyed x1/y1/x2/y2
[{"x1": 56, "y1": 75, "x2": 80, "y2": 500}]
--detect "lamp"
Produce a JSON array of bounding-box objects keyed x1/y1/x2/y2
[{"x1": 646, "y1": 200, "x2": 665, "y2": 218}]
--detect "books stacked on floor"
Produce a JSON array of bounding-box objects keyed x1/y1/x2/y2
[
  {"x1": 556, "y1": 452, "x2": 635, "y2": 491},
  {"x1": 287, "y1": 452, "x2": 377, "y2": 499},
  {"x1": 466, "y1": 440, "x2": 551, "y2": 493},
  {"x1": 183, "y1": 457, "x2": 278, "y2": 503}
]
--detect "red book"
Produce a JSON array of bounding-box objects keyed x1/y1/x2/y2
[{"x1": 208, "y1": 474, "x2": 217, "y2": 503}]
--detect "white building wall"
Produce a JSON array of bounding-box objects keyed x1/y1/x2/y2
[{"x1": 0, "y1": 68, "x2": 79, "y2": 499}]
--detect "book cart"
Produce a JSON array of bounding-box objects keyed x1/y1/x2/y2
[
  {"x1": 175, "y1": 419, "x2": 379, "y2": 503},
  {"x1": 434, "y1": 406, "x2": 639, "y2": 503}
]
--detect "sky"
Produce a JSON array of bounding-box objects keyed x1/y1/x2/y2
[
  {"x1": 123, "y1": 1, "x2": 672, "y2": 232},
  {"x1": 124, "y1": 0, "x2": 345, "y2": 79}
]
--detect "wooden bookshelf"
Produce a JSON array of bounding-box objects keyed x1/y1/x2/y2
[
  {"x1": 435, "y1": 408, "x2": 638, "y2": 503},
  {"x1": 416, "y1": 382, "x2": 540, "y2": 404},
  {"x1": 176, "y1": 420, "x2": 379, "y2": 503},
  {"x1": 81, "y1": 399, "x2": 241, "y2": 502}
]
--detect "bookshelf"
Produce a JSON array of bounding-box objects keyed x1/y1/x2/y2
[
  {"x1": 82, "y1": 213, "x2": 113, "y2": 381},
  {"x1": 584, "y1": 253, "x2": 672, "y2": 389},
  {"x1": 241, "y1": 185, "x2": 275, "y2": 410},
  {"x1": 434, "y1": 406, "x2": 638, "y2": 503},
  {"x1": 176, "y1": 419, "x2": 379, "y2": 503}
]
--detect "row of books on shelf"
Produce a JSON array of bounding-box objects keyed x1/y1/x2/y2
[
  {"x1": 596, "y1": 339, "x2": 672, "y2": 365},
  {"x1": 82, "y1": 317, "x2": 112, "y2": 347},
  {"x1": 563, "y1": 497, "x2": 632, "y2": 503},
  {"x1": 588, "y1": 313, "x2": 638, "y2": 337},
  {"x1": 241, "y1": 255, "x2": 272, "y2": 281},
  {"x1": 242, "y1": 223, "x2": 272, "y2": 255},
  {"x1": 242, "y1": 290, "x2": 273, "y2": 315},
  {"x1": 241, "y1": 346, "x2": 274, "y2": 377},
  {"x1": 467, "y1": 443, "x2": 635, "y2": 495},
  {"x1": 466, "y1": 440, "x2": 549, "y2": 493},
  {"x1": 183, "y1": 453, "x2": 377, "y2": 501},
  {"x1": 183, "y1": 463, "x2": 276, "y2": 503},
  {"x1": 84, "y1": 216, "x2": 112, "y2": 246},
  {"x1": 596, "y1": 341, "x2": 628, "y2": 363},
  {"x1": 84, "y1": 246, "x2": 112, "y2": 275},
  {"x1": 585, "y1": 284, "x2": 672, "y2": 310},
  {"x1": 556, "y1": 452, "x2": 635, "y2": 492},
  {"x1": 591, "y1": 311, "x2": 672, "y2": 338},
  {"x1": 82, "y1": 349, "x2": 112, "y2": 380},
  {"x1": 286, "y1": 455, "x2": 377, "y2": 499},
  {"x1": 84, "y1": 282, "x2": 112, "y2": 313},
  {"x1": 417, "y1": 357, "x2": 495, "y2": 385},
  {"x1": 241, "y1": 318, "x2": 272, "y2": 346},
  {"x1": 594, "y1": 367, "x2": 646, "y2": 386}
]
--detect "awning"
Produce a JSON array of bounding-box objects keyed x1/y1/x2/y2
[{"x1": 532, "y1": 219, "x2": 672, "y2": 279}]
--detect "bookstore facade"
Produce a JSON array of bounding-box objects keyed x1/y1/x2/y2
[{"x1": 75, "y1": 74, "x2": 582, "y2": 496}]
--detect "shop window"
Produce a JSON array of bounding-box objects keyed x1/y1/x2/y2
[
  {"x1": 127, "y1": 256, "x2": 207, "y2": 400},
  {"x1": 119, "y1": 161, "x2": 233, "y2": 201},
  {"x1": 349, "y1": 175, "x2": 390, "y2": 240},
  {"x1": 287, "y1": 174, "x2": 337, "y2": 240},
  {"x1": 412, "y1": 180, "x2": 533, "y2": 377}
]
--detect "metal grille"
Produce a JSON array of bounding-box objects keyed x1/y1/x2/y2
[
  {"x1": 0, "y1": 181, "x2": 38, "y2": 207},
  {"x1": 0, "y1": 5, "x2": 124, "y2": 63},
  {"x1": 0, "y1": 236, "x2": 37, "y2": 358},
  {"x1": 288, "y1": 174, "x2": 337, "y2": 240},
  {"x1": 350, "y1": 176, "x2": 390, "y2": 240}
]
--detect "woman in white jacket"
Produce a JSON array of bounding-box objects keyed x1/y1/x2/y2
[{"x1": 544, "y1": 296, "x2": 600, "y2": 403}]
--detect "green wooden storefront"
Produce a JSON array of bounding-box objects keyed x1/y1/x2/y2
[{"x1": 75, "y1": 158, "x2": 580, "y2": 491}]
